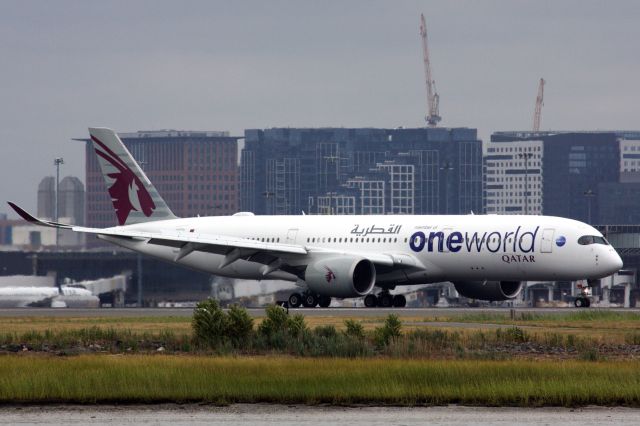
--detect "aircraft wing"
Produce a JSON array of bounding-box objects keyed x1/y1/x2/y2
[{"x1": 8, "y1": 202, "x2": 401, "y2": 271}]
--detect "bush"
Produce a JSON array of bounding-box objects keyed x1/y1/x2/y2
[
  {"x1": 258, "y1": 305, "x2": 308, "y2": 340},
  {"x1": 192, "y1": 299, "x2": 229, "y2": 348},
  {"x1": 374, "y1": 314, "x2": 402, "y2": 348},
  {"x1": 314, "y1": 325, "x2": 338, "y2": 339},
  {"x1": 226, "y1": 304, "x2": 254, "y2": 347},
  {"x1": 343, "y1": 319, "x2": 365, "y2": 340}
]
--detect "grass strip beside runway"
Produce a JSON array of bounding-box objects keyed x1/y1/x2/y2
[{"x1": 0, "y1": 355, "x2": 638, "y2": 406}]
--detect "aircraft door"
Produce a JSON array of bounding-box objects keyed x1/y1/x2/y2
[
  {"x1": 286, "y1": 228, "x2": 298, "y2": 244},
  {"x1": 540, "y1": 228, "x2": 555, "y2": 253}
]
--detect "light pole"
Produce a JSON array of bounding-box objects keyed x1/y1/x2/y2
[
  {"x1": 53, "y1": 157, "x2": 64, "y2": 247},
  {"x1": 440, "y1": 162, "x2": 454, "y2": 214},
  {"x1": 584, "y1": 189, "x2": 595, "y2": 223},
  {"x1": 517, "y1": 152, "x2": 533, "y2": 215}
]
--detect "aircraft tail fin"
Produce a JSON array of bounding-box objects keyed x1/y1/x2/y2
[{"x1": 88, "y1": 127, "x2": 177, "y2": 225}]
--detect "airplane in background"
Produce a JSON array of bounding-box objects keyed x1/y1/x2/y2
[{"x1": 8, "y1": 128, "x2": 623, "y2": 308}]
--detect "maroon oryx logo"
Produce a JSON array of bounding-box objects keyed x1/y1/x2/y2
[
  {"x1": 324, "y1": 266, "x2": 336, "y2": 283},
  {"x1": 91, "y1": 135, "x2": 155, "y2": 225}
]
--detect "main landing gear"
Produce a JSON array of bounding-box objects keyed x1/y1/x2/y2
[
  {"x1": 288, "y1": 292, "x2": 331, "y2": 308},
  {"x1": 364, "y1": 291, "x2": 406, "y2": 308},
  {"x1": 287, "y1": 291, "x2": 407, "y2": 308}
]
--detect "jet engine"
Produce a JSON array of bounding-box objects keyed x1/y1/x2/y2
[
  {"x1": 304, "y1": 256, "x2": 376, "y2": 298},
  {"x1": 452, "y1": 280, "x2": 523, "y2": 301}
]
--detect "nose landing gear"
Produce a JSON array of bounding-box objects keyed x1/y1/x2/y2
[
  {"x1": 574, "y1": 297, "x2": 591, "y2": 308},
  {"x1": 573, "y1": 282, "x2": 593, "y2": 308}
]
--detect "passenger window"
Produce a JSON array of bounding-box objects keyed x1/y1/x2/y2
[{"x1": 339, "y1": 238, "x2": 342, "y2": 243}]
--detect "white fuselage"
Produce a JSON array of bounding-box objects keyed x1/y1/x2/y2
[{"x1": 98, "y1": 214, "x2": 623, "y2": 288}]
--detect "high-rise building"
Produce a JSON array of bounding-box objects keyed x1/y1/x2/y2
[
  {"x1": 59, "y1": 176, "x2": 85, "y2": 226},
  {"x1": 81, "y1": 130, "x2": 241, "y2": 231},
  {"x1": 241, "y1": 127, "x2": 483, "y2": 215},
  {"x1": 484, "y1": 141, "x2": 543, "y2": 215},
  {"x1": 486, "y1": 131, "x2": 640, "y2": 223},
  {"x1": 37, "y1": 176, "x2": 55, "y2": 219}
]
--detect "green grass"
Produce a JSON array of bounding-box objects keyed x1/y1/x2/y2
[
  {"x1": 0, "y1": 355, "x2": 638, "y2": 406},
  {"x1": 436, "y1": 310, "x2": 640, "y2": 324}
]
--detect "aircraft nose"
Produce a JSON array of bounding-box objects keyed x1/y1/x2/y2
[{"x1": 606, "y1": 249, "x2": 623, "y2": 274}]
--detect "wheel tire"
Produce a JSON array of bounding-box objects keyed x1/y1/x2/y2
[
  {"x1": 288, "y1": 293, "x2": 302, "y2": 308},
  {"x1": 318, "y1": 296, "x2": 331, "y2": 308},
  {"x1": 574, "y1": 298, "x2": 584, "y2": 308},
  {"x1": 585, "y1": 298, "x2": 591, "y2": 308},
  {"x1": 302, "y1": 293, "x2": 318, "y2": 308},
  {"x1": 379, "y1": 293, "x2": 393, "y2": 308},
  {"x1": 364, "y1": 294, "x2": 378, "y2": 308},
  {"x1": 392, "y1": 294, "x2": 406, "y2": 308}
]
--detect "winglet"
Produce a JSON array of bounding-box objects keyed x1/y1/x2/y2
[{"x1": 7, "y1": 202, "x2": 72, "y2": 229}]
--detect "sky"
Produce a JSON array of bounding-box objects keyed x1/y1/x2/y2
[{"x1": 1, "y1": 0, "x2": 638, "y2": 216}]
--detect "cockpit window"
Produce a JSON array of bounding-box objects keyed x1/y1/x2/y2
[{"x1": 578, "y1": 235, "x2": 609, "y2": 246}]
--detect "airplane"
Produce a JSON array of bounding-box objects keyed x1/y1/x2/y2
[
  {"x1": 0, "y1": 284, "x2": 99, "y2": 308},
  {"x1": 8, "y1": 128, "x2": 623, "y2": 308}
]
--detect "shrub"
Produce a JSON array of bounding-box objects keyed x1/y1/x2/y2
[
  {"x1": 343, "y1": 319, "x2": 365, "y2": 340},
  {"x1": 226, "y1": 304, "x2": 254, "y2": 347},
  {"x1": 288, "y1": 314, "x2": 308, "y2": 338},
  {"x1": 374, "y1": 314, "x2": 402, "y2": 348},
  {"x1": 192, "y1": 299, "x2": 229, "y2": 347},
  {"x1": 314, "y1": 325, "x2": 338, "y2": 339},
  {"x1": 259, "y1": 305, "x2": 308, "y2": 339}
]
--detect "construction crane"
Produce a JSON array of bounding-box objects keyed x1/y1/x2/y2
[
  {"x1": 532, "y1": 78, "x2": 545, "y2": 132},
  {"x1": 419, "y1": 13, "x2": 441, "y2": 127}
]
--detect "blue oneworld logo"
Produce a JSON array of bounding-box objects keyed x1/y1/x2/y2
[
  {"x1": 556, "y1": 236, "x2": 566, "y2": 247},
  {"x1": 409, "y1": 226, "x2": 540, "y2": 254}
]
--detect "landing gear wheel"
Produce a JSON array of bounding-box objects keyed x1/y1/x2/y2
[
  {"x1": 318, "y1": 296, "x2": 332, "y2": 308},
  {"x1": 574, "y1": 297, "x2": 584, "y2": 308},
  {"x1": 392, "y1": 294, "x2": 407, "y2": 308},
  {"x1": 378, "y1": 292, "x2": 393, "y2": 308},
  {"x1": 288, "y1": 293, "x2": 302, "y2": 308},
  {"x1": 302, "y1": 293, "x2": 318, "y2": 308},
  {"x1": 585, "y1": 298, "x2": 591, "y2": 308},
  {"x1": 364, "y1": 294, "x2": 378, "y2": 308}
]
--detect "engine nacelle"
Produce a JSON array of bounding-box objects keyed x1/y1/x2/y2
[
  {"x1": 305, "y1": 256, "x2": 376, "y2": 298},
  {"x1": 452, "y1": 280, "x2": 523, "y2": 301}
]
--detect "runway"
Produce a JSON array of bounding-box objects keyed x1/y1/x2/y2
[
  {"x1": 0, "y1": 306, "x2": 638, "y2": 317},
  {"x1": 0, "y1": 405, "x2": 638, "y2": 426}
]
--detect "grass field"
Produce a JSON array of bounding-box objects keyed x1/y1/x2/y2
[
  {"x1": 0, "y1": 355, "x2": 638, "y2": 406},
  {"x1": 1, "y1": 309, "x2": 640, "y2": 358}
]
